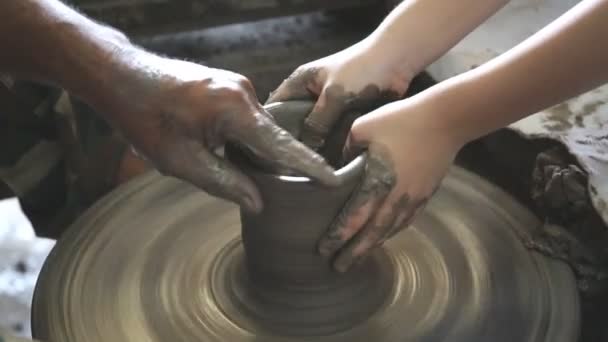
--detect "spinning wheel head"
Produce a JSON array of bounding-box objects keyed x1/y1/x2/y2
[
  {"x1": 31, "y1": 167, "x2": 580, "y2": 341},
  {"x1": 31, "y1": 102, "x2": 580, "y2": 341}
]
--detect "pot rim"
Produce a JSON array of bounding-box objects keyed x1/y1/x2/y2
[
  {"x1": 228, "y1": 100, "x2": 368, "y2": 186},
  {"x1": 272, "y1": 153, "x2": 367, "y2": 184},
  {"x1": 227, "y1": 142, "x2": 367, "y2": 186}
]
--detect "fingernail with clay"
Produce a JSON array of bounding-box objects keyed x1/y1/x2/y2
[
  {"x1": 323, "y1": 165, "x2": 341, "y2": 187},
  {"x1": 318, "y1": 237, "x2": 340, "y2": 258},
  {"x1": 318, "y1": 243, "x2": 331, "y2": 258},
  {"x1": 355, "y1": 255, "x2": 368, "y2": 267},
  {"x1": 335, "y1": 259, "x2": 350, "y2": 274},
  {"x1": 334, "y1": 252, "x2": 356, "y2": 273},
  {"x1": 242, "y1": 194, "x2": 263, "y2": 214}
]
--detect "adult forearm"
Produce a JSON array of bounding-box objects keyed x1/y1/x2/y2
[
  {"x1": 365, "y1": 0, "x2": 509, "y2": 77},
  {"x1": 0, "y1": 0, "x2": 138, "y2": 117},
  {"x1": 425, "y1": 0, "x2": 608, "y2": 145}
]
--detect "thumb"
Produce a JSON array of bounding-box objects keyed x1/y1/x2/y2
[
  {"x1": 266, "y1": 67, "x2": 320, "y2": 104},
  {"x1": 343, "y1": 116, "x2": 373, "y2": 162},
  {"x1": 300, "y1": 86, "x2": 348, "y2": 150}
]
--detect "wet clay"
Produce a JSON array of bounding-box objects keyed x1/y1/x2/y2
[
  {"x1": 225, "y1": 146, "x2": 390, "y2": 335},
  {"x1": 31, "y1": 102, "x2": 581, "y2": 342},
  {"x1": 223, "y1": 102, "x2": 391, "y2": 335}
]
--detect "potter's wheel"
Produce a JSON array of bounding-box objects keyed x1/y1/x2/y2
[{"x1": 31, "y1": 166, "x2": 580, "y2": 341}]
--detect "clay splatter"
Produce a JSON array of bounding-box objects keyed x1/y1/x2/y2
[{"x1": 542, "y1": 103, "x2": 574, "y2": 132}]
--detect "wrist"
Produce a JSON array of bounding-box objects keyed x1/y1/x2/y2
[
  {"x1": 409, "y1": 73, "x2": 485, "y2": 147},
  {"x1": 358, "y1": 35, "x2": 417, "y2": 85},
  {"x1": 362, "y1": 15, "x2": 439, "y2": 79}
]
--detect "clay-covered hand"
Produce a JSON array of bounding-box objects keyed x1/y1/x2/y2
[
  {"x1": 318, "y1": 99, "x2": 462, "y2": 272},
  {"x1": 266, "y1": 41, "x2": 413, "y2": 150},
  {"x1": 105, "y1": 56, "x2": 338, "y2": 213}
]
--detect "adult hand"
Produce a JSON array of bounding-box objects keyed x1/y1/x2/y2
[
  {"x1": 317, "y1": 97, "x2": 463, "y2": 272},
  {"x1": 103, "y1": 55, "x2": 338, "y2": 213},
  {"x1": 266, "y1": 40, "x2": 414, "y2": 150}
]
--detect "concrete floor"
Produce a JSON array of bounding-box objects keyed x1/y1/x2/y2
[{"x1": 0, "y1": 199, "x2": 54, "y2": 338}]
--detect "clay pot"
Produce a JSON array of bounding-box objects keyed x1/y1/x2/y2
[{"x1": 225, "y1": 101, "x2": 391, "y2": 336}]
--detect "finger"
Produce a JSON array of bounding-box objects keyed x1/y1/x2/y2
[
  {"x1": 318, "y1": 193, "x2": 383, "y2": 258},
  {"x1": 266, "y1": 67, "x2": 320, "y2": 104},
  {"x1": 342, "y1": 116, "x2": 374, "y2": 163},
  {"x1": 318, "y1": 109, "x2": 362, "y2": 167},
  {"x1": 333, "y1": 193, "x2": 409, "y2": 273},
  {"x1": 161, "y1": 139, "x2": 262, "y2": 213},
  {"x1": 300, "y1": 86, "x2": 350, "y2": 150},
  {"x1": 385, "y1": 198, "x2": 428, "y2": 240},
  {"x1": 318, "y1": 153, "x2": 396, "y2": 257},
  {"x1": 229, "y1": 113, "x2": 340, "y2": 186},
  {"x1": 264, "y1": 101, "x2": 314, "y2": 138},
  {"x1": 341, "y1": 130, "x2": 367, "y2": 167}
]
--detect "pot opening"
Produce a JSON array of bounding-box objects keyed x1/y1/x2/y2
[
  {"x1": 225, "y1": 142, "x2": 366, "y2": 185},
  {"x1": 224, "y1": 100, "x2": 373, "y2": 185}
]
